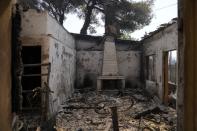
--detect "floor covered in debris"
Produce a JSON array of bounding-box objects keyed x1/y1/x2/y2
[{"x1": 55, "y1": 88, "x2": 177, "y2": 131}]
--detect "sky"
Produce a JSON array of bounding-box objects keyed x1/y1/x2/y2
[{"x1": 63, "y1": 0, "x2": 177, "y2": 40}]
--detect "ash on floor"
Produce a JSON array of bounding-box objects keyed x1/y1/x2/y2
[{"x1": 55, "y1": 88, "x2": 177, "y2": 131}]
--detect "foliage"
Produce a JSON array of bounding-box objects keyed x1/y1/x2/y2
[
  {"x1": 18, "y1": 0, "x2": 84, "y2": 25},
  {"x1": 119, "y1": 31, "x2": 137, "y2": 40},
  {"x1": 41, "y1": 0, "x2": 84, "y2": 25},
  {"x1": 77, "y1": 0, "x2": 154, "y2": 36},
  {"x1": 18, "y1": 0, "x2": 42, "y2": 10},
  {"x1": 18, "y1": 0, "x2": 154, "y2": 37}
]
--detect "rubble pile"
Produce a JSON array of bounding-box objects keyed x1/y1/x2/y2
[
  {"x1": 56, "y1": 88, "x2": 177, "y2": 131},
  {"x1": 12, "y1": 113, "x2": 41, "y2": 131}
]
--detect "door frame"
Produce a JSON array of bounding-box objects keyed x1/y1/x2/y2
[{"x1": 163, "y1": 51, "x2": 169, "y2": 105}]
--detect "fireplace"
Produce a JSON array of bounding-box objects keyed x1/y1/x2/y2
[{"x1": 97, "y1": 36, "x2": 125, "y2": 93}]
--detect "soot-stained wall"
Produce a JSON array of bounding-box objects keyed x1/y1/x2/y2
[
  {"x1": 74, "y1": 35, "x2": 142, "y2": 89},
  {"x1": 142, "y1": 23, "x2": 178, "y2": 100},
  {"x1": 21, "y1": 10, "x2": 76, "y2": 114}
]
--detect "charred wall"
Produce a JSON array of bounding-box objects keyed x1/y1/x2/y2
[
  {"x1": 74, "y1": 35, "x2": 142, "y2": 90},
  {"x1": 20, "y1": 10, "x2": 76, "y2": 116},
  {"x1": 11, "y1": 4, "x2": 23, "y2": 113},
  {"x1": 142, "y1": 22, "x2": 178, "y2": 100}
]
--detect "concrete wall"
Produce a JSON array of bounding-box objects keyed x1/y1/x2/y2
[
  {"x1": 48, "y1": 37, "x2": 76, "y2": 113},
  {"x1": 21, "y1": 10, "x2": 76, "y2": 114},
  {"x1": 143, "y1": 23, "x2": 178, "y2": 100},
  {"x1": 0, "y1": 0, "x2": 12, "y2": 130},
  {"x1": 75, "y1": 37, "x2": 142, "y2": 89},
  {"x1": 20, "y1": 9, "x2": 178, "y2": 115}
]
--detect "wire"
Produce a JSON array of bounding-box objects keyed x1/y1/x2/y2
[{"x1": 155, "y1": 3, "x2": 177, "y2": 11}]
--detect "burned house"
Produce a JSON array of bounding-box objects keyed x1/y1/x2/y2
[
  {"x1": 10, "y1": 9, "x2": 178, "y2": 130},
  {"x1": 142, "y1": 21, "x2": 178, "y2": 105},
  {"x1": 11, "y1": 10, "x2": 143, "y2": 124},
  {"x1": 74, "y1": 34, "x2": 142, "y2": 91},
  {"x1": 20, "y1": 10, "x2": 76, "y2": 115},
  {"x1": 1, "y1": 0, "x2": 197, "y2": 130}
]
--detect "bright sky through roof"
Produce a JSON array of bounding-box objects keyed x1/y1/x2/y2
[{"x1": 63, "y1": 0, "x2": 177, "y2": 40}]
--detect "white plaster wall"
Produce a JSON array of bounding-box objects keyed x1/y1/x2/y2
[
  {"x1": 76, "y1": 50, "x2": 141, "y2": 89},
  {"x1": 76, "y1": 51, "x2": 103, "y2": 88},
  {"x1": 76, "y1": 38, "x2": 142, "y2": 89},
  {"x1": 143, "y1": 23, "x2": 178, "y2": 100},
  {"x1": 21, "y1": 10, "x2": 76, "y2": 115},
  {"x1": 48, "y1": 37, "x2": 76, "y2": 113},
  {"x1": 76, "y1": 40, "x2": 103, "y2": 51},
  {"x1": 21, "y1": 9, "x2": 75, "y2": 49},
  {"x1": 46, "y1": 14, "x2": 75, "y2": 49},
  {"x1": 117, "y1": 51, "x2": 141, "y2": 86},
  {"x1": 21, "y1": 9, "x2": 47, "y2": 36}
]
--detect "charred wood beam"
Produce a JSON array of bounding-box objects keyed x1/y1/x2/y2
[
  {"x1": 111, "y1": 107, "x2": 119, "y2": 131},
  {"x1": 22, "y1": 74, "x2": 48, "y2": 77},
  {"x1": 134, "y1": 106, "x2": 167, "y2": 119},
  {"x1": 62, "y1": 106, "x2": 103, "y2": 110},
  {"x1": 23, "y1": 63, "x2": 50, "y2": 67}
]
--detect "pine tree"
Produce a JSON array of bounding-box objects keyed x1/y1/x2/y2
[
  {"x1": 18, "y1": 0, "x2": 154, "y2": 37},
  {"x1": 79, "y1": 0, "x2": 153, "y2": 37}
]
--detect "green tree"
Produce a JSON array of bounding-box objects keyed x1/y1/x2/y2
[
  {"x1": 42, "y1": 0, "x2": 84, "y2": 25},
  {"x1": 78, "y1": 0, "x2": 154, "y2": 37},
  {"x1": 18, "y1": 0, "x2": 84, "y2": 25},
  {"x1": 120, "y1": 31, "x2": 137, "y2": 40},
  {"x1": 19, "y1": 0, "x2": 153, "y2": 37},
  {"x1": 18, "y1": 0, "x2": 41, "y2": 10}
]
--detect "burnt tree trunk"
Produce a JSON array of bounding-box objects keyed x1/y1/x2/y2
[
  {"x1": 80, "y1": 1, "x2": 96, "y2": 34},
  {"x1": 59, "y1": 13, "x2": 64, "y2": 25},
  {"x1": 104, "y1": 0, "x2": 119, "y2": 37},
  {"x1": 59, "y1": 0, "x2": 65, "y2": 25}
]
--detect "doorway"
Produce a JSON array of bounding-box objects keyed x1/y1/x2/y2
[
  {"x1": 163, "y1": 50, "x2": 177, "y2": 107},
  {"x1": 21, "y1": 46, "x2": 42, "y2": 111}
]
